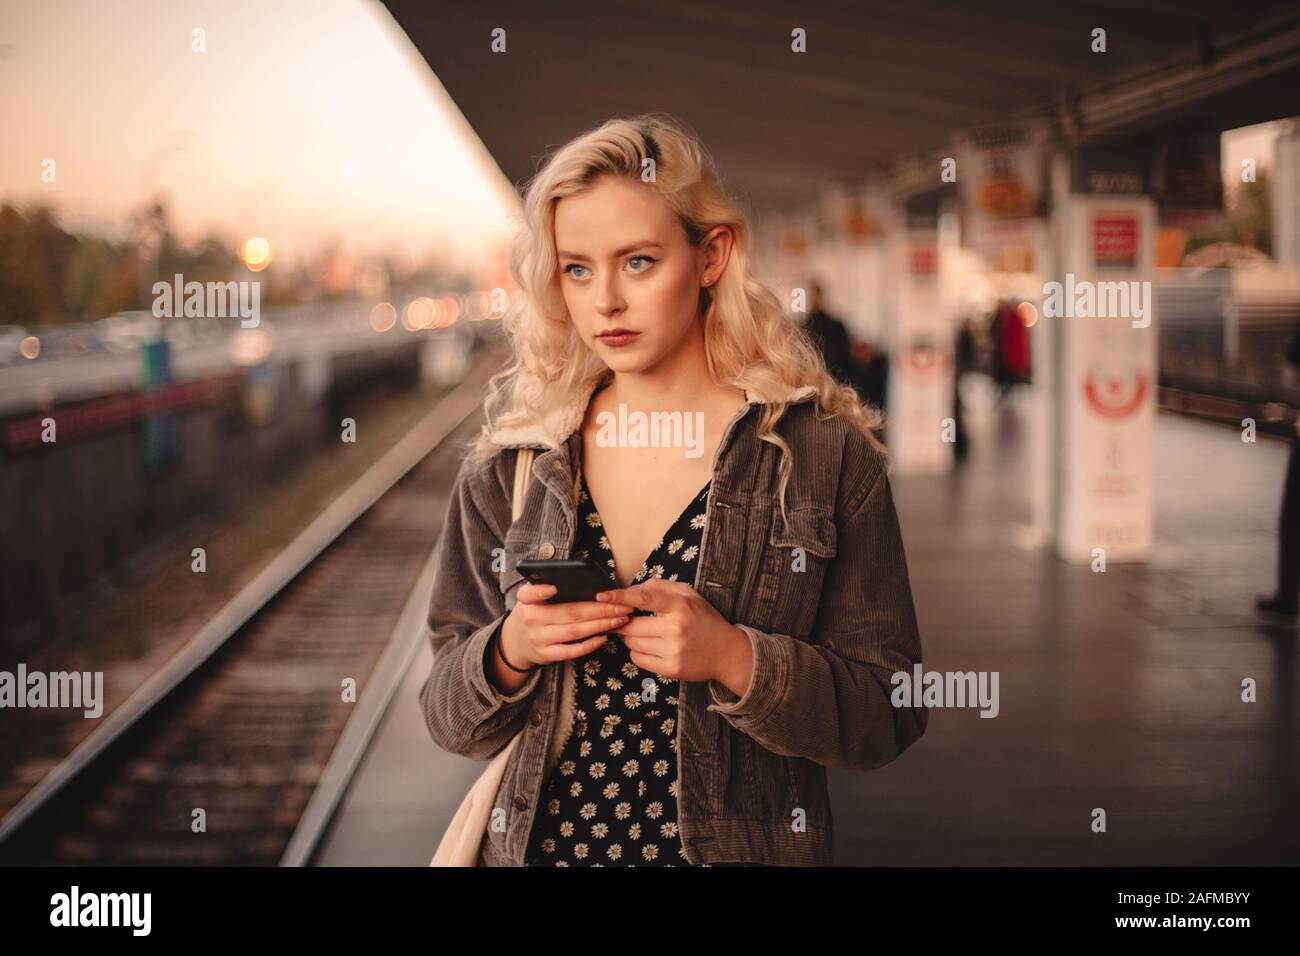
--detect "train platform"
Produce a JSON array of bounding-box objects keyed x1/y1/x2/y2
[{"x1": 313, "y1": 380, "x2": 1299, "y2": 866}]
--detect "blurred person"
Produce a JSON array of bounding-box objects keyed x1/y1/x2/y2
[
  {"x1": 991, "y1": 300, "x2": 1030, "y2": 401},
  {"x1": 952, "y1": 317, "x2": 977, "y2": 461},
  {"x1": 1257, "y1": 318, "x2": 1300, "y2": 621},
  {"x1": 801, "y1": 281, "x2": 855, "y2": 390},
  {"x1": 850, "y1": 336, "x2": 889, "y2": 411},
  {"x1": 421, "y1": 114, "x2": 926, "y2": 867}
]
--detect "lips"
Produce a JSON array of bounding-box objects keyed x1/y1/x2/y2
[{"x1": 596, "y1": 329, "x2": 641, "y2": 347}]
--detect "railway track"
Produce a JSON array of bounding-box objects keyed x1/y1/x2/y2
[
  {"x1": 1158, "y1": 384, "x2": 1297, "y2": 437},
  {"x1": 0, "y1": 348, "x2": 498, "y2": 866}
]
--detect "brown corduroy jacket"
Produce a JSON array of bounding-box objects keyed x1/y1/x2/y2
[{"x1": 420, "y1": 378, "x2": 927, "y2": 865}]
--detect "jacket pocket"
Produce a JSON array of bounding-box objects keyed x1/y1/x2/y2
[
  {"x1": 728, "y1": 729, "x2": 802, "y2": 821},
  {"x1": 770, "y1": 506, "x2": 838, "y2": 558},
  {"x1": 785, "y1": 755, "x2": 832, "y2": 830},
  {"x1": 753, "y1": 505, "x2": 838, "y2": 639}
]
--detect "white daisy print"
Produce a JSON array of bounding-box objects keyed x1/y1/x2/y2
[{"x1": 523, "y1": 471, "x2": 712, "y2": 867}]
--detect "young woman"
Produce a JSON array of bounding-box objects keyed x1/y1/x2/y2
[{"x1": 421, "y1": 114, "x2": 927, "y2": 867}]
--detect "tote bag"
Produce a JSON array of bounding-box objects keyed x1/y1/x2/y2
[{"x1": 429, "y1": 446, "x2": 534, "y2": 867}]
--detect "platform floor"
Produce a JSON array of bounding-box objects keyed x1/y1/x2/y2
[{"x1": 314, "y1": 383, "x2": 1299, "y2": 866}]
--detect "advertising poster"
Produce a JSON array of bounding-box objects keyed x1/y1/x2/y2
[
  {"x1": 888, "y1": 227, "x2": 954, "y2": 473},
  {"x1": 1055, "y1": 195, "x2": 1157, "y2": 562}
]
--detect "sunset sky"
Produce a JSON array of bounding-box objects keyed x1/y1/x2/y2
[
  {"x1": 0, "y1": 1, "x2": 1284, "y2": 279},
  {"x1": 0, "y1": 0, "x2": 520, "y2": 274}
]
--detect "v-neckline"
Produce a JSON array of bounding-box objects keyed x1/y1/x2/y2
[{"x1": 579, "y1": 470, "x2": 711, "y2": 589}]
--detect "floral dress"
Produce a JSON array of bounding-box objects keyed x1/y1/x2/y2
[{"x1": 524, "y1": 469, "x2": 712, "y2": 867}]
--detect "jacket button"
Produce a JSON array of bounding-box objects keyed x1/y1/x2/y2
[
  {"x1": 513, "y1": 794, "x2": 528, "y2": 811},
  {"x1": 538, "y1": 542, "x2": 556, "y2": 559},
  {"x1": 529, "y1": 708, "x2": 543, "y2": 726}
]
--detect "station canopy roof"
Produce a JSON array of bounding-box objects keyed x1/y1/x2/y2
[{"x1": 383, "y1": 1, "x2": 1300, "y2": 214}]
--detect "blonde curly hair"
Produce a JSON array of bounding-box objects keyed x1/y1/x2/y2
[{"x1": 467, "y1": 112, "x2": 885, "y2": 524}]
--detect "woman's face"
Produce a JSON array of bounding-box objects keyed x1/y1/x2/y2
[{"x1": 553, "y1": 174, "x2": 707, "y2": 375}]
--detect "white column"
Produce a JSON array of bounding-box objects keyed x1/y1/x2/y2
[
  {"x1": 887, "y1": 221, "x2": 955, "y2": 474},
  {"x1": 1047, "y1": 183, "x2": 1158, "y2": 564}
]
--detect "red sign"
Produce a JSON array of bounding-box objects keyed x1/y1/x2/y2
[
  {"x1": 899, "y1": 341, "x2": 952, "y2": 383},
  {"x1": 1083, "y1": 370, "x2": 1148, "y2": 419},
  {"x1": 2, "y1": 374, "x2": 243, "y2": 453},
  {"x1": 1092, "y1": 213, "x2": 1138, "y2": 268},
  {"x1": 909, "y1": 243, "x2": 937, "y2": 277}
]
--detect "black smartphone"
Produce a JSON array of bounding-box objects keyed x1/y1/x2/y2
[{"x1": 515, "y1": 557, "x2": 613, "y2": 603}]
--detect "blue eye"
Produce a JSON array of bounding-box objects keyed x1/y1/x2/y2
[
  {"x1": 564, "y1": 263, "x2": 590, "y2": 279},
  {"x1": 627, "y1": 255, "x2": 655, "y2": 273}
]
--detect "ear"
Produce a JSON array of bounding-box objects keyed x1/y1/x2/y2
[{"x1": 699, "y1": 225, "x2": 734, "y2": 285}]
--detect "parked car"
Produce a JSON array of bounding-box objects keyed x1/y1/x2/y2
[
  {"x1": 41, "y1": 323, "x2": 101, "y2": 359},
  {"x1": 96, "y1": 311, "x2": 162, "y2": 353},
  {"x1": 0, "y1": 324, "x2": 31, "y2": 364}
]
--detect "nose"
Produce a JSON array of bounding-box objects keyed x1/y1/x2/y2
[{"x1": 592, "y1": 269, "x2": 625, "y2": 318}]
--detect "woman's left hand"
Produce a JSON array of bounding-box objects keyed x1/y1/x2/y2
[{"x1": 596, "y1": 578, "x2": 751, "y2": 688}]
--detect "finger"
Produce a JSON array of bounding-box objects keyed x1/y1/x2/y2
[
  {"x1": 634, "y1": 578, "x2": 695, "y2": 598},
  {"x1": 537, "y1": 599, "x2": 635, "y2": 622},
  {"x1": 516, "y1": 582, "x2": 558, "y2": 605},
  {"x1": 541, "y1": 634, "x2": 609, "y2": 662},
  {"x1": 537, "y1": 614, "x2": 629, "y2": 647},
  {"x1": 619, "y1": 634, "x2": 668, "y2": 656},
  {"x1": 595, "y1": 583, "x2": 674, "y2": 613},
  {"x1": 626, "y1": 648, "x2": 668, "y2": 674},
  {"x1": 608, "y1": 616, "x2": 667, "y2": 639},
  {"x1": 636, "y1": 578, "x2": 693, "y2": 593}
]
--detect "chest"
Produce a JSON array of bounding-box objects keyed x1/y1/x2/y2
[{"x1": 579, "y1": 443, "x2": 715, "y2": 589}]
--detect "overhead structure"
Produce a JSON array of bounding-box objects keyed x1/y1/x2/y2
[{"x1": 383, "y1": 1, "x2": 1300, "y2": 213}]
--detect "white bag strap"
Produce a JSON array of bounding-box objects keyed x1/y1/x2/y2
[{"x1": 511, "y1": 447, "x2": 534, "y2": 524}]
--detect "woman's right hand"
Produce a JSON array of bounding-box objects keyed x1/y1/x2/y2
[{"x1": 499, "y1": 583, "x2": 635, "y2": 668}]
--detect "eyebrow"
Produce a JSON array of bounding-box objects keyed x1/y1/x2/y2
[{"x1": 556, "y1": 240, "x2": 664, "y2": 262}]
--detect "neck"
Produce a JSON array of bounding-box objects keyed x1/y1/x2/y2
[{"x1": 596, "y1": 320, "x2": 741, "y2": 415}]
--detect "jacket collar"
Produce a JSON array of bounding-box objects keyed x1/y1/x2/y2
[{"x1": 486, "y1": 376, "x2": 819, "y2": 451}]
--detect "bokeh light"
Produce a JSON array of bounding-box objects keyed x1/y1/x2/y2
[
  {"x1": 369, "y1": 302, "x2": 397, "y2": 333},
  {"x1": 241, "y1": 237, "x2": 272, "y2": 272}
]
